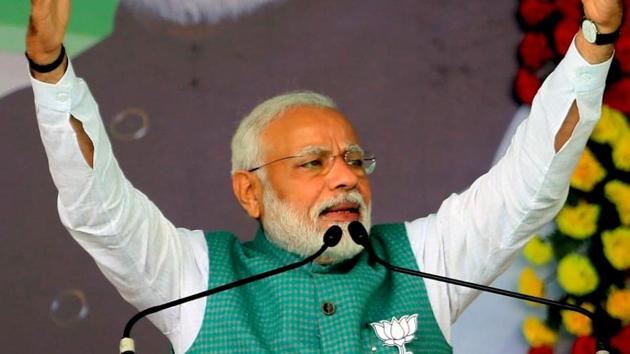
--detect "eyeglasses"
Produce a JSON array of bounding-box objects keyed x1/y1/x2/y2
[{"x1": 248, "y1": 148, "x2": 376, "y2": 176}]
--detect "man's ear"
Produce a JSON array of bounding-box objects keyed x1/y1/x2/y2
[{"x1": 232, "y1": 171, "x2": 263, "y2": 219}]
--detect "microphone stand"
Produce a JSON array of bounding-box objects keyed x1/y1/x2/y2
[
  {"x1": 119, "y1": 225, "x2": 343, "y2": 354},
  {"x1": 347, "y1": 221, "x2": 612, "y2": 354}
]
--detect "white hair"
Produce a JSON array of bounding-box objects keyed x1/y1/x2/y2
[
  {"x1": 231, "y1": 91, "x2": 337, "y2": 174},
  {"x1": 122, "y1": 0, "x2": 282, "y2": 25}
]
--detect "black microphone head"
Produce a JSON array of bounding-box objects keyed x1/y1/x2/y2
[
  {"x1": 348, "y1": 221, "x2": 369, "y2": 246},
  {"x1": 323, "y1": 225, "x2": 342, "y2": 247}
]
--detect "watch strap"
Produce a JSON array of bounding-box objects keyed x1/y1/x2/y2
[{"x1": 595, "y1": 28, "x2": 621, "y2": 45}]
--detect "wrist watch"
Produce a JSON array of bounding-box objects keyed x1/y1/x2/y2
[{"x1": 582, "y1": 18, "x2": 621, "y2": 45}]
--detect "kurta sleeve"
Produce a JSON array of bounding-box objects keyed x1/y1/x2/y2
[
  {"x1": 405, "y1": 37, "x2": 612, "y2": 340},
  {"x1": 30, "y1": 61, "x2": 208, "y2": 348}
]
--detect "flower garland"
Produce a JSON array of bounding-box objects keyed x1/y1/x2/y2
[{"x1": 515, "y1": 1, "x2": 630, "y2": 353}]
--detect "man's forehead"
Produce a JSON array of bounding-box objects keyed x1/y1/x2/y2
[
  {"x1": 260, "y1": 105, "x2": 360, "y2": 155},
  {"x1": 276, "y1": 105, "x2": 350, "y2": 122}
]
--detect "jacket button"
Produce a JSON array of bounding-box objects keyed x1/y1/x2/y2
[{"x1": 321, "y1": 301, "x2": 336, "y2": 316}]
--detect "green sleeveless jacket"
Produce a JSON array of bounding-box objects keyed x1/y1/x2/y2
[{"x1": 185, "y1": 223, "x2": 452, "y2": 353}]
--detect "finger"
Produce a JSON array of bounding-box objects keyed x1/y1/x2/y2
[
  {"x1": 30, "y1": 0, "x2": 51, "y2": 18},
  {"x1": 31, "y1": 0, "x2": 49, "y2": 9}
]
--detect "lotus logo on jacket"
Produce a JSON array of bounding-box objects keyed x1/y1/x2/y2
[{"x1": 370, "y1": 314, "x2": 418, "y2": 353}]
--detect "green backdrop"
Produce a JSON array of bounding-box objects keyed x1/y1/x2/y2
[{"x1": 0, "y1": 0, "x2": 118, "y2": 56}]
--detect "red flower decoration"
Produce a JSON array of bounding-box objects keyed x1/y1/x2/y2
[
  {"x1": 570, "y1": 325, "x2": 630, "y2": 354},
  {"x1": 519, "y1": 0, "x2": 557, "y2": 27},
  {"x1": 571, "y1": 336, "x2": 596, "y2": 354},
  {"x1": 515, "y1": 68, "x2": 542, "y2": 104},
  {"x1": 553, "y1": 18, "x2": 580, "y2": 55},
  {"x1": 529, "y1": 345, "x2": 554, "y2": 354},
  {"x1": 519, "y1": 32, "x2": 555, "y2": 70},
  {"x1": 616, "y1": 31, "x2": 630, "y2": 74},
  {"x1": 604, "y1": 78, "x2": 630, "y2": 113},
  {"x1": 555, "y1": 0, "x2": 582, "y2": 22},
  {"x1": 611, "y1": 323, "x2": 630, "y2": 354}
]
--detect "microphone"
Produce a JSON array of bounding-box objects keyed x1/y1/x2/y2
[
  {"x1": 347, "y1": 221, "x2": 612, "y2": 354},
  {"x1": 119, "y1": 225, "x2": 343, "y2": 354}
]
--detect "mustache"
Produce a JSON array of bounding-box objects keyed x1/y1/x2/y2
[{"x1": 309, "y1": 191, "x2": 368, "y2": 220}]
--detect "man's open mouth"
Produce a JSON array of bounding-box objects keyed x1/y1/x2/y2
[{"x1": 319, "y1": 202, "x2": 361, "y2": 220}]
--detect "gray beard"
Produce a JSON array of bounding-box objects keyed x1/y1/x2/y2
[
  {"x1": 122, "y1": 0, "x2": 283, "y2": 25},
  {"x1": 261, "y1": 187, "x2": 371, "y2": 265}
]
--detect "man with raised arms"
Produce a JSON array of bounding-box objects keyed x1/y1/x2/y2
[{"x1": 26, "y1": 0, "x2": 622, "y2": 352}]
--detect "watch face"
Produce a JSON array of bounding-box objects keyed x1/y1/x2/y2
[{"x1": 582, "y1": 19, "x2": 598, "y2": 43}]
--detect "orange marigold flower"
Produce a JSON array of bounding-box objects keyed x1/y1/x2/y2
[
  {"x1": 562, "y1": 303, "x2": 594, "y2": 336},
  {"x1": 606, "y1": 288, "x2": 630, "y2": 321},
  {"x1": 523, "y1": 316, "x2": 558, "y2": 347},
  {"x1": 519, "y1": 267, "x2": 545, "y2": 306},
  {"x1": 570, "y1": 148, "x2": 607, "y2": 192}
]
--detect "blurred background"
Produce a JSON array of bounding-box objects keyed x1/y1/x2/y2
[{"x1": 1, "y1": 0, "x2": 627, "y2": 353}]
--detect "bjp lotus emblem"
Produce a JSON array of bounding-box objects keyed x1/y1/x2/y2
[{"x1": 370, "y1": 314, "x2": 418, "y2": 354}]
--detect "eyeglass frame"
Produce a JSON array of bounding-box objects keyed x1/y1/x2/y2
[{"x1": 247, "y1": 145, "x2": 376, "y2": 176}]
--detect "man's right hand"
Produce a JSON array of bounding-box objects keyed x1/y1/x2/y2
[{"x1": 26, "y1": 0, "x2": 71, "y2": 83}]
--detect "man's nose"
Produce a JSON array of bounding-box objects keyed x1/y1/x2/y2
[{"x1": 325, "y1": 156, "x2": 360, "y2": 190}]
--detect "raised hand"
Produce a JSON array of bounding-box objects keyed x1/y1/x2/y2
[
  {"x1": 582, "y1": 0, "x2": 623, "y2": 32},
  {"x1": 26, "y1": 0, "x2": 71, "y2": 81},
  {"x1": 574, "y1": 0, "x2": 623, "y2": 64}
]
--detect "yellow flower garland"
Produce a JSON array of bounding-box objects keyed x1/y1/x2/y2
[
  {"x1": 591, "y1": 105, "x2": 629, "y2": 145},
  {"x1": 605, "y1": 180, "x2": 630, "y2": 226},
  {"x1": 601, "y1": 227, "x2": 630, "y2": 270},
  {"x1": 612, "y1": 132, "x2": 630, "y2": 172},
  {"x1": 556, "y1": 201, "x2": 600, "y2": 240},
  {"x1": 557, "y1": 254, "x2": 599, "y2": 296},
  {"x1": 523, "y1": 235, "x2": 554, "y2": 266}
]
